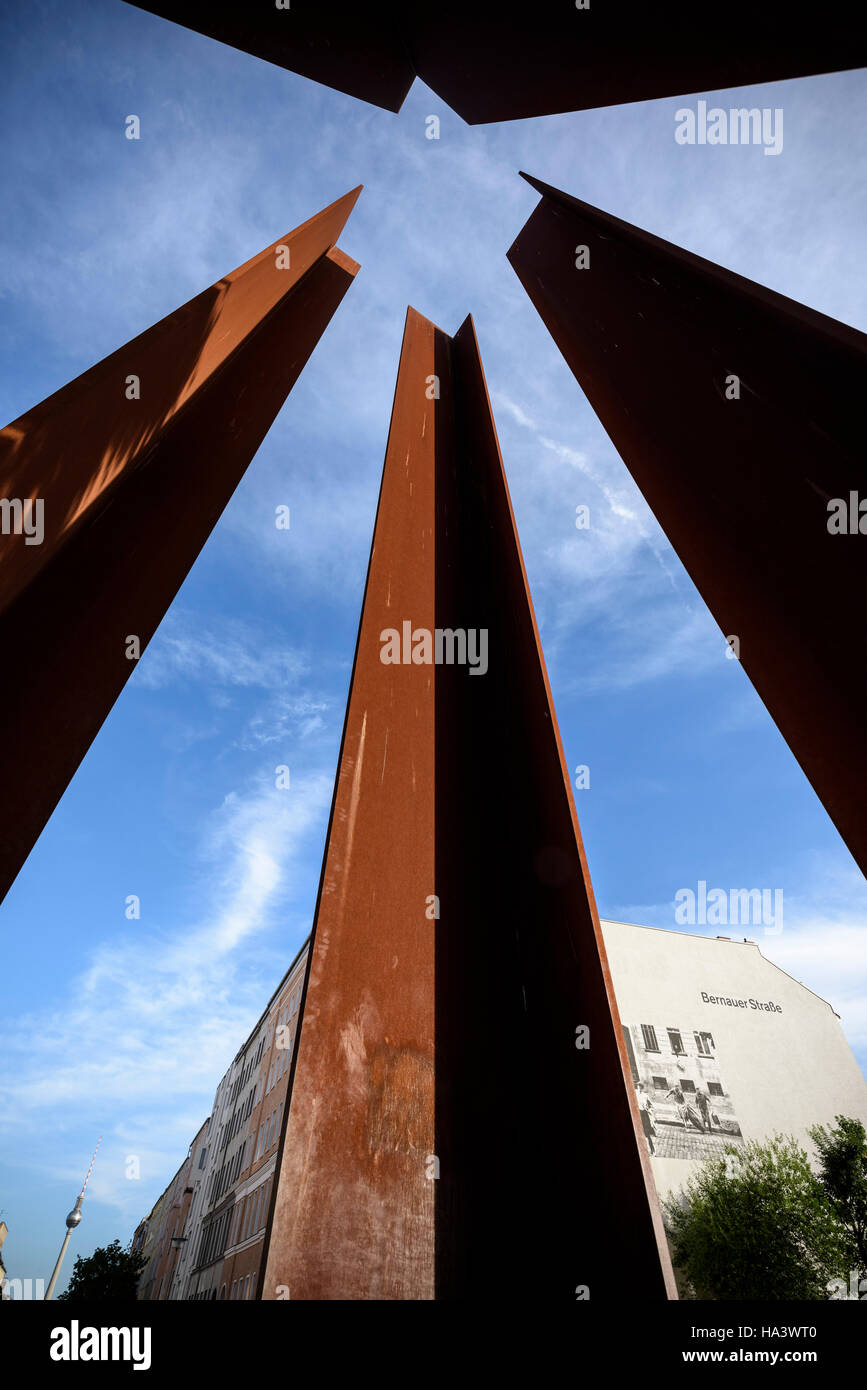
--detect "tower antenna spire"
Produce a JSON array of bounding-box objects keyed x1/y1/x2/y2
[
  {"x1": 44, "y1": 1136, "x2": 101, "y2": 1300},
  {"x1": 80, "y1": 1136, "x2": 101, "y2": 1198}
]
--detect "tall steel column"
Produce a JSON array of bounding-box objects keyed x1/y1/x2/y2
[
  {"x1": 0, "y1": 187, "x2": 361, "y2": 904},
  {"x1": 261, "y1": 307, "x2": 676, "y2": 1300},
  {"x1": 508, "y1": 173, "x2": 867, "y2": 877},
  {"x1": 128, "y1": 2, "x2": 867, "y2": 123}
]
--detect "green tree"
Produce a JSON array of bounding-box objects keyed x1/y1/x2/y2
[
  {"x1": 809, "y1": 1115, "x2": 867, "y2": 1274},
  {"x1": 56, "y1": 1239, "x2": 147, "y2": 1301},
  {"x1": 664, "y1": 1134, "x2": 849, "y2": 1300}
]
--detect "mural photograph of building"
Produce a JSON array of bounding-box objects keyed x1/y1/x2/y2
[
  {"x1": 622, "y1": 1017, "x2": 744, "y2": 1162},
  {"x1": 602, "y1": 921, "x2": 867, "y2": 1209}
]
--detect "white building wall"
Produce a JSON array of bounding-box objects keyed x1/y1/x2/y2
[{"x1": 601, "y1": 919, "x2": 867, "y2": 1207}]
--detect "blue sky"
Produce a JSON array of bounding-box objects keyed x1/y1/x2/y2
[{"x1": 1, "y1": 0, "x2": 865, "y2": 1293}]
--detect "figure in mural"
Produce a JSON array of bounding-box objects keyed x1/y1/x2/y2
[
  {"x1": 665, "y1": 1082, "x2": 704, "y2": 1132},
  {"x1": 636, "y1": 1081, "x2": 657, "y2": 1155},
  {"x1": 694, "y1": 1086, "x2": 713, "y2": 1132}
]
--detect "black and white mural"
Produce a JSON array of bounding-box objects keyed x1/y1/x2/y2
[{"x1": 622, "y1": 1021, "x2": 744, "y2": 1160}]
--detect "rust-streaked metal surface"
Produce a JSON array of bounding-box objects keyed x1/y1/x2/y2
[
  {"x1": 261, "y1": 307, "x2": 676, "y2": 1300},
  {"x1": 0, "y1": 187, "x2": 361, "y2": 904},
  {"x1": 508, "y1": 173, "x2": 867, "y2": 877},
  {"x1": 128, "y1": 1, "x2": 867, "y2": 124},
  {"x1": 262, "y1": 307, "x2": 439, "y2": 1301}
]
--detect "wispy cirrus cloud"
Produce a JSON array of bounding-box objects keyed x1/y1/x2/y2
[
  {"x1": 0, "y1": 771, "x2": 331, "y2": 1218},
  {"x1": 133, "y1": 610, "x2": 310, "y2": 691}
]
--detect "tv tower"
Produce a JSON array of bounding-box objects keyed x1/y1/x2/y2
[{"x1": 44, "y1": 1137, "x2": 101, "y2": 1301}]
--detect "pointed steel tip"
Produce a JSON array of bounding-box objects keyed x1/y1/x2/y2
[
  {"x1": 404, "y1": 304, "x2": 431, "y2": 334},
  {"x1": 404, "y1": 304, "x2": 451, "y2": 338},
  {"x1": 334, "y1": 184, "x2": 363, "y2": 220},
  {"x1": 518, "y1": 170, "x2": 558, "y2": 198},
  {"x1": 316, "y1": 184, "x2": 364, "y2": 242}
]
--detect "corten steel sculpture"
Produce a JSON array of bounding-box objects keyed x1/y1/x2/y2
[
  {"x1": 0, "y1": 187, "x2": 361, "y2": 905},
  {"x1": 128, "y1": 1, "x2": 867, "y2": 123},
  {"x1": 508, "y1": 173, "x2": 867, "y2": 878},
  {"x1": 261, "y1": 307, "x2": 676, "y2": 1300}
]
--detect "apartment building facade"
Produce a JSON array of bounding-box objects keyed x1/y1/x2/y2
[
  {"x1": 132, "y1": 1131, "x2": 200, "y2": 1304},
  {"x1": 136, "y1": 941, "x2": 307, "y2": 1300},
  {"x1": 136, "y1": 921, "x2": 867, "y2": 1296}
]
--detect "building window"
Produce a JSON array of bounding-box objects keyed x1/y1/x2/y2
[
  {"x1": 680, "y1": 1079, "x2": 696, "y2": 1093},
  {"x1": 708, "y1": 1082, "x2": 724, "y2": 1097},
  {"x1": 268, "y1": 1101, "x2": 283, "y2": 1151},
  {"x1": 652, "y1": 1076, "x2": 667, "y2": 1090},
  {"x1": 694, "y1": 1031, "x2": 714, "y2": 1056},
  {"x1": 667, "y1": 1029, "x2": 684, "y2": 1055},
  {"x1": 640, "y1": 1024, "x2": 659, "y2": 1053}
]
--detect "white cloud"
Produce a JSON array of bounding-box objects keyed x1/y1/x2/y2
[
  {"x1": 133, "y1": 611, "x2": 309, "y2": 691},
  {"x1": 0, "y1": 771, "x2": 332, "y2": 1216},
  {"x1": 238, "y1": 692, "x2": 333, "y2": 750},
  {"x1": 610, "y1": 855, "x2": 867, "y2": 1061}
]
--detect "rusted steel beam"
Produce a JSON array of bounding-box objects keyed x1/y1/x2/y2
[
  {"x1": 410, "y1": 4, "x2": 867, "y2": 124},
  {"x1": 0, "y1": 187, "x2": 361, "y2": 904},
  {"x1": 128, "y1": 2, "x2": 867, "y2": 123},
  {"x1": 262, "y1": 307, "x2": 676, "y2": 1300},
  {"x1": 127, "y1": 2, "x2": 413, "y2": 113},
  {"x1": 508, "y1": 173, "x2": 867, "y2": 876}
]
